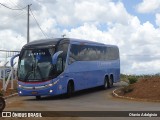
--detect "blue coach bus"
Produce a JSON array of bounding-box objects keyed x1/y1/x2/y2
[{"x1": 11, "y1": 38, "x2": 120, "y2": 99}]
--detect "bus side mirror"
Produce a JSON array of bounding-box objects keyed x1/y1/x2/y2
[
  {"x1": 52, "y1": 51, "x2": 63, "y2": 65},
  {"x1": 10, "y1": 54, "x2": 20, "y2": 67}
]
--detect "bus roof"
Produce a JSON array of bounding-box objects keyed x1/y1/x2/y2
[{"x1": 22, "y1": 38, "x2": 117, "y2": 49}]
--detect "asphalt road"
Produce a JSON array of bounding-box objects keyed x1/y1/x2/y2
[{"x1": 3, "y1": 81, "x2": 160, "y2": 120}]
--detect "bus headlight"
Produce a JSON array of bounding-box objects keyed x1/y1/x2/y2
[
  {"x1": 48, "y1": 84, "x2": 53, "y2": 87},
  {"x1": 53, "y1": 80, "x2": 59, "y2": 85},
  {"x1": 18, "y1": 85, "x2": 22, "y2": 88},
  {"x1": 48, "y1": 80, "x2": 59, "y2": 87}
]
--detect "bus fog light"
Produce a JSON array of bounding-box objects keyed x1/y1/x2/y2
[
  {"x1": 19, "y1": 91, "x2": 22, "y2": 94},
  {"x1": 49, "y1": 90, "x2": 53, "y2": 93}
]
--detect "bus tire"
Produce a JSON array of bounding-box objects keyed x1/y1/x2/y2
[
  {"x1": 36, "y1": 96, "x2": 41, "y2": 100},
  {"x1": 103, "y1": 76, "x2": 109, "y2": 89},
  {"x1": 108, "y1": 75, "x2": 113, "y2": 88},
  {"x1": 66, "y1": 81, "x2": 74, "y2": 98},
  {"x1": 0, "y1": 97, "x2": 5, "y2": 111}
]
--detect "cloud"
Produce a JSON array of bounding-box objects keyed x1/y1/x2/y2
[
  {"x1": 0, "y1": 30, "x2": 26, "y2": 50},
  {"x1": 74, "y1": 1, "x2": 130, "y2": 25},
  {"x1": 156, "y1": 13, "x2": 160, "y2": 26},
  {"x1": 0, "y1": 29, "x2": 26, "y2": 66},
  {"x1": 0, "y1": 0, "x2": 160, "y2": 74},
  {"x1": 136, "y1": 0, "x2": 160, "y2": 13},
  {"x1": 63, "y1": 17, "x2": 160, "y2": 74}
]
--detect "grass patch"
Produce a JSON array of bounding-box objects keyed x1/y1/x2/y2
[
  {"x1": 121, "y1": 86, "x2": 133, "y2": 94},
  {"x1": 128, "y1": 77, "x2": 138, "y2": 84},
  {"x1": 0, "y1": 90, "x2": 4, "y2": 97}
]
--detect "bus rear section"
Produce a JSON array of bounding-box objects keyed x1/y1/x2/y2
[{"x1": 65, "y1": 42, "x2": 120, "y2": 91}]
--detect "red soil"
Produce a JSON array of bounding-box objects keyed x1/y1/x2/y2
[
  {"x1": 0, "y1": 80, "x2": 17, "y2": 97},
  {"x1": 117, "y1": 77, "x2": 160, "y2": 101}
]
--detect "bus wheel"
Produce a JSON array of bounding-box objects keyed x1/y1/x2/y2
[
  {"x1": 0, "y1": 97, "x2": 5, "y2": 111},
  {"x1": 36, "y1": 96, "x2": 41, "y2": 100},
  {"x1": 109, "y1": 76, "x2": 113, "y2": 88},
  {"x1": 103, "y1": 76, "x2": 109, "y2": 89},
  {"x1": 66, "y1": 81, "x2": 74, "y2": 98}
]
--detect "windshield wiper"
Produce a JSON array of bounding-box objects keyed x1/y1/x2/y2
[
  {"x1": 25, "y1": 65, "x2": 43, "y2": 81},
  {"x1": 24, "y1": 71, "x2": 34, "y2": 81},
  {"x1": 36, "y1": 65, "x2": 43, "y2": 81}
]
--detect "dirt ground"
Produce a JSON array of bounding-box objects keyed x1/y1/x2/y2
[
  {"x1": 0, "y1": 80, "x2": 17, "y2": 97},
  {"x1": 116, "y1": 76, "x2": 160, "y2": 101}
]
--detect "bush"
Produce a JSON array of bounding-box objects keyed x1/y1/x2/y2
[
  {"x1": 128, "y1": 77, "x2": 138, "y2": 84},
  {"x1": 122, "y1": 86, "x2": 133, "y2": 94},
  {"x1": 0, "y1": 90, "x2": 4, "y2": 97}
]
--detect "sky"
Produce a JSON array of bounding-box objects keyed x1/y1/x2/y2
[{"x1": 0, "y1": 0, "x2": 160, "y2": 75}]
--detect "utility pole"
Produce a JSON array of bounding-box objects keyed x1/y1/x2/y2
[{"x1": 27, "y1": 4, "x2": 32, "y2": 43}]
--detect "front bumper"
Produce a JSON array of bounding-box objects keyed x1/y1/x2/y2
[
  {"x1": 17, "y1": 81, "x2": 59, "y2": 96},
  {"x1": 18, "y1": 86, "x2": 57, "y2": 96}
]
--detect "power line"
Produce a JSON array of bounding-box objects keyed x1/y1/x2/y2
[
  {"x1": 0, "y1": 2, "x2": 27, "y2": 10},
  {"x1": 13, "y1": 11, "x2": 27, "y2": 18},
  {"x1": 30, "y1": 8, "x2": 48, "y2": 39},
  {"x1": 18, "y1": 0, "x2": 27, "y2": 7},
  {"x1": 3, "y1": 1, "x2": 16, "y2": 8},
  {"x1": 7, "y1": 0, "x2": 24, "y2": 9},
  {"x1": 7, "y1": 0, "x2": 28, "y2": 14},
  {"x1": 21, "y1": 0, "x2": 27, "y2": 5}
]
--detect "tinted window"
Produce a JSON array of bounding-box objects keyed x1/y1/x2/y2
[
  {"x1": 69, "y1": 44, "x2": 119, "y2": 64},
  {"x1": 106, "y1": 47, "x2": 119, "y2": 60}
]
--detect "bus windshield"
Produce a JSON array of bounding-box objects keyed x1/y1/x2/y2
[{"x1": 18, "y1": 48, "x2": 55, "y2": 82}]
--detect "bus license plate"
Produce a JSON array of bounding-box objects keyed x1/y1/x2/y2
[{"x1": 31, "y1": 91, "x2": 38, "y2": 95}]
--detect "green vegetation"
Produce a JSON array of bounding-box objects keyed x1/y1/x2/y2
[
  {"x1": 0, "y1": 90, "x2": 4, "y2": 97},
  {"x1": 128, "y1": 77, "x2": 138, "y2": 84},
  {"x1": 119, "y1": 73, "x2": 160, "y2": 95},
  {"x1": 121, "y1": 86, "x2": 133, "y2": 94},
  {"x1": 120, "y1": 73, "x2": 160, "y2": 83},
  {"x1": 121, "y1": 74, "x2": 138, "y2": 84}
]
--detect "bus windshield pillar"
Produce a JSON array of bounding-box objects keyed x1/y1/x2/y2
[{"x1": 52, "y1": 51, "x2": 63, "y2": 65}]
